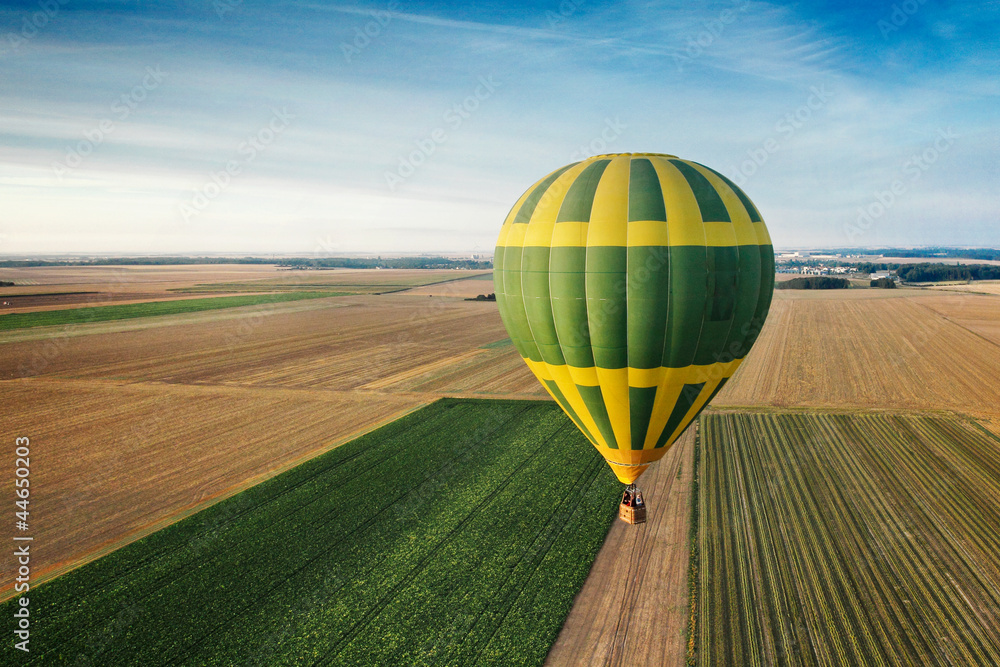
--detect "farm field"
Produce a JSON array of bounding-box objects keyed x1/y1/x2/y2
[
  {"x1": 0, "y1": 266, "x2": 489, "y2": 313},
  {"x1": 402, "y1": 272, "x2": 496, "y2": 298},
  {"x1": 0, "y1": 378, "x2": 424, "y2": 593},
  {"x1": 716, "y1": 289, "x2": 1000, "y2": 421},
  {"x1": 927, "y1": 280, "x2": 1000, "y2": 296},
  {"x1": 0, "y1": 264, "x2": 289, "y2": 293},
  {"x1": 172, "y1": 268, "x2": 490, "y2": 295},
  {"x1": 0, "y1": 399, "x2": 620, "y2": 666},
  {"x1": 694, "y1": 411, "x2": 1000, "y2": 666},
  {"x1": 0, "y1": 291, "x2": 342, "y2": 330}
]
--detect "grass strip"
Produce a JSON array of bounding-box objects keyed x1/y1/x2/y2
[{"x1": 0, "y1": 292, "x2": 343, "y2": 331}]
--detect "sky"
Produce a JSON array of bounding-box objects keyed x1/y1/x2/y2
[{"x1": 0, "y1": 0, "x2": 997, "y2": 255}]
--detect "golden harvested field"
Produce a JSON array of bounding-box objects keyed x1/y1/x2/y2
[
  {"x1": 0, "y1": 265, "x2": 288, "y2": 313},
  {"x1": 0, "y1": 294, "x2": 538, "y2": 395},
  {"x1": 0, "y1": 266, "x2": 489, "y2": 313},
  {"x1": 401, "y1": 274, "x2": 495, "y2": 298},
  {"x1": 927, "y1": 281, "x2": 1000, "y2": 296},
  {"x1": 717, "y1": 289, "x2": 1000, "y2": 421},
  {"x1": 0, "y1": 378, "x2": 423, "y2": 594},
  {"x1": 0, "y1": 264, "x2": 287, "y2": 294},
  {"x1": 174, "y1": 268, "x2": 490, "y2": 293}
]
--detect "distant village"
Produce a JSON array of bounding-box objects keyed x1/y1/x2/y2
[{"x1": 775, "y1": 251, "x2": 899, "y2": 281}]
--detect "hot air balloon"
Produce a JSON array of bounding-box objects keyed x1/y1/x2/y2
[{"x1": 494, "y1": 153, "x2": 774, "y2": 522}]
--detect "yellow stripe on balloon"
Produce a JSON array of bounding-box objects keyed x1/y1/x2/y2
[
  {"x1": 587, "y1": 156, "x2": 630, "y2": 246},
  {"x1": 688, "y1": 162, "x2": 760, "y2": 247},
  {"x1": 651, "y1": 157, "x2": 709, "y2": 246},
  {"x1": 595, "y1": 366, "x2": 630, "y2": 451}
]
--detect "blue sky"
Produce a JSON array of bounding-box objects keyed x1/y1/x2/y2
[{"x1": 0, "y1": 0, "x2": 997, "y2": 254}]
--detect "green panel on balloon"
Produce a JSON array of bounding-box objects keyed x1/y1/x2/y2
[
  {"x1": 549, "y1": 247, "x2": 594, "y2": 367},
  {"x1": 661, "y1": 247, "x2": 709, "y2": 369},
  {"x1": 500, "y1": 246, "x2": 541, "y2": 362},
  {"x1": 696, "y1": 162, "x2": 763, "y2": 223},
  {"x1": 668, "y1": 159, "x2": 731, "y2": 223},
  {"x1": 556, "y1": 160, "x2": 611, "y2": 222},
  {"x1": 628, "y1": 159, "x2": 667, "y2": 222},
  {"x1": 521, "y1": 246, "x2": 565, "y2": 365},
  {"x1": 695, "y1": 246, "x2": 738, "y2": 366},
  {"x1": 544, "y1": 379, "x2": 597, "y2": 445},
  {"x1": 585, "y1": 246, "x2": 628, "y2": 369},
  {"x1": 627, "y1": 246, "x2": 671, "y2": 369},
  {"x1": 655, "y1": 382, "x2": 706, "y2": 449},
  {"x1": 578, "y1": 384, "x2": 618, "y2": 449},
  {"x1": 629, "y1": 386, "x2": 658, "y2": 449}
]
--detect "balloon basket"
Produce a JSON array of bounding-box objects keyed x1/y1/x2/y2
[
  {"x1": 618, "y1": 484, "x2": 646, "y2": 525},
  {"x1": 619, "y1": 504, "x2": 646, "y2": 525}
]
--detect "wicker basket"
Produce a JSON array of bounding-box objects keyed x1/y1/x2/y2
[{"x1": 619, "y1": 503, "x2": 647, "y2": 524}]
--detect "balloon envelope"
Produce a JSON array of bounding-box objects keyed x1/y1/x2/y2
[{"x1": 494, "y1": 153, "x2": 774, "y2": 484}]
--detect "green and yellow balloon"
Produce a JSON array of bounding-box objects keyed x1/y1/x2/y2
[{"x1": 494, "y1": 153, "x2": 774, "y2": 484}]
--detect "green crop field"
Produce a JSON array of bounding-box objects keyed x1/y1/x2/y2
[
  {"x1": 692, "y1": 411, "x2": 1000, "y2": 666},
  {"x1": 5, "y1": 399, "x2": 619, "y2": 665},
  {"x1": 0, "y1": 292, "x2": 343, "y2": 331}
]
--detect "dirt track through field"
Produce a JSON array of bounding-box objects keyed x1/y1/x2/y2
[{"x1": 546, "y1": 430, "x2": 693, "y2": 667}]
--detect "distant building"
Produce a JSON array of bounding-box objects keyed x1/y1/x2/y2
[{"x1": 870, "y1": 271, "x2": 892, "y2": 280}]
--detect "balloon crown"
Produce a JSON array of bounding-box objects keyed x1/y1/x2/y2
[{"x1": 584, "y1": 152, "x2": 679, "y2": 159}]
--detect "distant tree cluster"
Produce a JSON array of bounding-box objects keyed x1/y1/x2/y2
[
  {"x1": 775, "y1": 277, "x2": 851, "y2": 290},
  {"x1": 895, "y1": 264, "x2": 1000, "y2": 282},
  {"x1": 870, "y1": 278, "x2": 897, "y2": 289},
  {"x1": 0, "y1": 256, "x2": 272, "y2": 268},
  {"x1": 465, "y1": 293, "x2": 496, "y2": 301},
  {"x1": 848, "y1": 262, "x2": 897, "y2": 274},
  {"x1": 0, "y1": 256, "x2": 493, "y2": 270},
  {"x1": 826, "y1": 247, "x2": 1000, "y2": 262},
  {"x1": 0, "y1": 281, "x2": 14, "y2": 287},
  {"x1": 280, "y1": 257, "x2": 492, "y2": 270}
]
